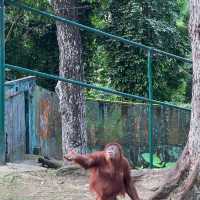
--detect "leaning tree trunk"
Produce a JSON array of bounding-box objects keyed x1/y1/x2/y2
[
  {"x1": 52, "y1": 0, "x2": 87, "y2": 155},
  {"x1": 147, "y1": 0, "x2": 200, "y2": 199},
  {"x1": 188, "y1": 0, "x2": 200, "y2": 168}
]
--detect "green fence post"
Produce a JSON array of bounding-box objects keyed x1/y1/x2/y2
[
  {"x1": 147, "y1": 49, "x2": 153, "y2": 168},
  {"x1": 0, "y1": 0, "x2": 5, "y2": 164}
]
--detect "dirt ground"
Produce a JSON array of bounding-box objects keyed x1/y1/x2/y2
[{"x1": 0, "y1": 160, "x2": 133, "y2": 200}]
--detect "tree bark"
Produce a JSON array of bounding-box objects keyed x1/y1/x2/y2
[
  {"x1": 52, "y1": 0, "x2": 87, "y2": 155},
  {"x1": 188, "y1": 0, "x2": 200, "y2": 164}
]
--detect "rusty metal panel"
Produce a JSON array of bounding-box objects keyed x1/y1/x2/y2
[
  {"x1": 35, "y1": 87, "x2": 62, "y2": 159},
  {"x1": 5, "y1": 92, "x2": 26, "y2": 162}
]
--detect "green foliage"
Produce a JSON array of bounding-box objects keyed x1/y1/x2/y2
[
  {"x1": 81, "y1": 0, "x2": 191, "y2": 103},
  {"x1": 6, "y1": 0, "x2": 59, "y2": 90},
  {"x1": 177, "y1": 0, "x2": 189, "y2": 30},
  {"x1": 103, "y1": 0, "x2": 191, "y2": 102}
]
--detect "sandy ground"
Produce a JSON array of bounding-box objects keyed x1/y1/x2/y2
[{"x1": 0, "y1": 160, "x2": 133, "y2": 200}]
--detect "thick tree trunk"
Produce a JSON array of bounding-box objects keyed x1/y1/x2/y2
[
  {"x1": 52, "y1": 0, "x2": 87, "y2": 155},
  {"x1": 188, "y1": 0, "x2": 200, "y2": 164}
]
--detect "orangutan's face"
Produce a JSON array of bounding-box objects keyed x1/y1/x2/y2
[{"x1": 105, "y1": 145, "x2": 121, "y2": 160}]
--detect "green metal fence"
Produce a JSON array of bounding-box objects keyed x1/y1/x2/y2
[{"x1": 0, "y1": 0, "x2": 192, "y2": 167}]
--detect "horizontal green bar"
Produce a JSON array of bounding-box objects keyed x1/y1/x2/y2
[
  {"x1": 153, "y1": 48, "x2": 192, "y2": 63},
  {"x1": 6, "y1": 0, "x2": 192, "y2": 64},
  {"x1": 6, "y1": 63, "x2": 191, "y2": 112}
]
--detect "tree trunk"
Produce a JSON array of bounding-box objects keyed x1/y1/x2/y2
[
  {"x1": 52, "y1": 0, "x2": 87, "y2": 155},
  {"x1": 188, "y1": 0, "x2": 200, "y2": 165}
]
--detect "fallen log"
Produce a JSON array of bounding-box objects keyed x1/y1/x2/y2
[{"x1": 38, "y1": 157, "x2": 62, "y2": 169}]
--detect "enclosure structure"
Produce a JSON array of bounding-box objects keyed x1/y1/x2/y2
[
  {"x1": 5, "y1": 77, "x2": 36, "y2": 161},
  {"x1": 3, "y1": 78, "x2": 190, "y2": 164},
  {"x1": 0, "y1": 0, "x2": 192, "y2": 167}
]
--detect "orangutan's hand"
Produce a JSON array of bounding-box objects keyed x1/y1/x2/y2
[{"x1": 64, "y1": 149, "x2": 78, "y2": 161}]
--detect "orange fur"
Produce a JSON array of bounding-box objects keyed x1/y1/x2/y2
[{"x1": 73, "y1": 143, "x2": 139, "y2": 200}]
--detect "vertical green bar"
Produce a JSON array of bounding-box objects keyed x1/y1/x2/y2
[
  {"x1": 0, "y1": 0, "x2": 5, "y2": 164},
  {"x1": 147, "y1": 49, "x2": 153, "y2": 168}
]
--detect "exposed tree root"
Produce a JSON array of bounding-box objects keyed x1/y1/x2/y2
[
  {"x1": 145, "y1": 147, "x2": 190, "y2": 199},
  {"x1": 149, "y1": 161, "x2": 190, "y2": 199},
  {"x1": 171, "y1": 159, "x2": 200, "y2": 200},
  {"x1": 130, "y1": 145, "x2": 200, "y2": 200}
]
